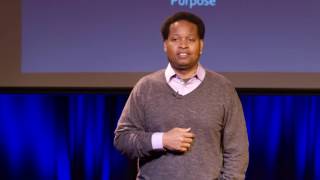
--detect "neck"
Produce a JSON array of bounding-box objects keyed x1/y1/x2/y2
[{"x1": 174, "y1": 64, "x2": 198, "y2": 80}]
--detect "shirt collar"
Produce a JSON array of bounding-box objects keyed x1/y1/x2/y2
[{"x1": 165, "y1": 63, "x2": 206, "y2": 83}]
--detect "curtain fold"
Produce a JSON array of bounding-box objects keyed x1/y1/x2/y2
[{"x1": 0, "y1": 93, "x2": 319, "y2": 180}]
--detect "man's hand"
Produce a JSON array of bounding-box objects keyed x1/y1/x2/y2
[{"x1": 163, "y1": 127, "x2": 195, "y2": 152}]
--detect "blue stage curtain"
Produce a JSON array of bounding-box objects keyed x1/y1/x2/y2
[{"x1": 0, "y1": 93, "x2": 319, "y2": 180}]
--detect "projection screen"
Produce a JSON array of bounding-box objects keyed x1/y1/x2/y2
[{"x1": 1, "y1": 0, "x2": 320, "y2": 89}]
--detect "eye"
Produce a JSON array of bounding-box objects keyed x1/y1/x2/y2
[
  {"x1": 188, "y1": 38, "x2": 195, "y2": 42},
  {"x1": 171, "y1": 38, "x2": 178, "y2": 42}
]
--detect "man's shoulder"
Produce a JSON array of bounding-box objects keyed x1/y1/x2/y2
[
  {"x1": 134, "y1": 69, "x2": 166, "y2": 89},
  {"x1": 204, "y1": 70, "x2": 238, "y2": 101},
  {"x1": 205, "y1": 70, "x2": 233, "y2": 88},
  {"x1": 141, "y1": 69, "x2": 165, "y2": 81}
]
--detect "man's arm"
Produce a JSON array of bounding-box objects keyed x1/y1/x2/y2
[
  {"x1": 113, "y1": 83, "x2": 155, "y2": 159},
  {"x1": 114, "y1": 81, "x2": 195, "y2": 159},
  {"x1": 221, "y1": 88, "x2": 249, "y2": 180}
]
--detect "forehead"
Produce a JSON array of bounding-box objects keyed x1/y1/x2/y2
[{"x1": 169, "y1": 20, "x2": 198, "y2": 35}]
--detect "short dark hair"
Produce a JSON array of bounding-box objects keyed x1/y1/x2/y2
[{"x1": 161, "y1": 11, "x2": 205, "y2": 41}]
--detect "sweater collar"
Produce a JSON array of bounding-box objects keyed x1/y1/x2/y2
[{"x1": 165, "y1": 63, "x2": 206, "y2": 83}]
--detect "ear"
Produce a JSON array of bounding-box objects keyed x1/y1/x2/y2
[
  {"x1": 200, "y1": 40, "x2": 204, "y2": 54},
  {"x1": 163, "y1": 41, "x2": 167, "y2": 52}
]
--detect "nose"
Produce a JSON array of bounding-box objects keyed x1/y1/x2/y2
[{"x1": 179, "y1": 39, "x2": 189, "y2": 49}]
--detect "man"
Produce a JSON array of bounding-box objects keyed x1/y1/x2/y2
[{"x1": 114, "y1": 11, "x2": 249, "y2": 180}]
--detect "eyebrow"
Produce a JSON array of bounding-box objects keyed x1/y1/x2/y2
[{"x1": 169, "y1": 33, "x2": 196, "y2": 36}]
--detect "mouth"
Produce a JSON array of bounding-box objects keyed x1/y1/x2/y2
[{"x1": 177, "y1": 52, "x2": 190, "y2": 58}]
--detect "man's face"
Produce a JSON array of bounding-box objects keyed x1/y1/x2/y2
[{"x1": 164, "y1": 20, "x2": 204, "y2": 72}]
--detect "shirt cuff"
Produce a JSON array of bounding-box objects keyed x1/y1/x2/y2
[{"x1": 151, "y1": 132, "x2": 164, "y2": 150}]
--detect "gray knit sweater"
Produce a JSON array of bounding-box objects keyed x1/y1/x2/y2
[{"x1": 114, "y1": 70, "x2": 249, "y2": 180}]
